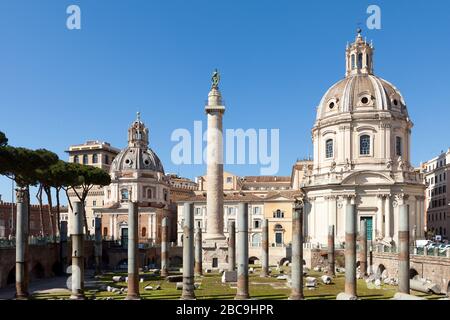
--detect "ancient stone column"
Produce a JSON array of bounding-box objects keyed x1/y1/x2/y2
[
  {"x1": 94, "y1": 217, "x2": 102, "y2": 275},
  {"x1": 205, "y1": 81, "x2": 226, "y2": 241},
  {"x1": 235, "y1": 202, "x2": 250, "y2": 300},
  {"x1": 161, "y1": 216, "x2": 169, "y2": 277},
  {"x1": 228, "y1": 221, "x2": 236, "y2": 271},
  {"x1": 289, "y1": 201, "x2": 304, "y2": 300},
  {"x1": 328, "y1": 225, "x2": 335, "y2": 276},
  {"x1": 344, "y1": 199, "x2": 357, "y2": 298},
  {"x1": 398, "y1": 203, "x2": 410, "y2": 294},
  {"x1": 260, "y1": 219, "x2": 269, "y2": 277},
  {"x1": 126, "y1": 202, "x2": 140, "y2": 300},
  {"x1": 181, "y1": 202, "x2": 195, "y2": 300},
  {"x1": 60, "y1": 220, "x2": 68, "y2": 273},
  {"x1": 194, "y1": 227, "x2": 203, "y2": 276},
  {"x1": 359, "y1": 220, "x2": 367, "y2": 277},
  {"x1": 15, "y1": 188, "x2": 29, "y2": 299},
  {"x1": 70, "y1": 201, "x2": 85, "y2": 300}
]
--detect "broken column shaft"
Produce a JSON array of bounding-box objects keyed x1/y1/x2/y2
[
  {"x1": 260, "y1": 219, "x2": 269, "y2": 277},
  {"x1": 289, "y1": 202, "x2": 304, "y2": 300},
  {"x1": 344, "y1": 200, "x2": 357, "y2": 297},
  {"x1": 70, "y1": 201, "x2": 85, "y2": 300},
  {"x1": 181, "y1": 202, "x2": 195, "y2": 300},
  {"x1": 398, "y1": 203, "x2": 410, "y2": 294},
  {"x1": 228, "y1": 221, "x2": 236, "y2": 271},
  {"x1": 94, "y1": 217, "x2": 102, "y2": 275},
  {"x1": 235, "y1": 202, "x2": 250, "y2": 300},
  {"x1": 15, "y1": 188, "x2": 29, "y2": 299},
  {"x1": 194, "y1": 227, "x2": 203, "y2": 276},
  {"x1": 359, "y1": 219, "x2": 367, "y2": 277},
  {"x1": 126, "y1": 202, "x2": 140, "y2": 300},
  {"x1": 161, "y1": 216, "x2": 169, "y2": 277},
  {"x1": 328, "y1": 225, "x2": 335, "y2": 276}
]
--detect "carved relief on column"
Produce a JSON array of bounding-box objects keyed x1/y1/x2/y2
[
  {"x1": 395, "y1": 193, "x2": 409, "y2": 206},
  {"x1": 15, "y1": 188, "x2": 28, "y2": 203}
]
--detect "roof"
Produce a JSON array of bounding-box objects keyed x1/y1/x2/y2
[
  {"x1": 176, "y1": 192, "x2": 264, "y2": 203},
  {"x1": 242, "y1": 176, "x2": 291, "y2": 183}
]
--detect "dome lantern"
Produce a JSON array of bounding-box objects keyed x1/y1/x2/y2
[
  {"x1": 128, "y1": 112, "x2": 149, "y2": 148},
  {"x1": 345, "y1": 28, "x2": 374, "y2": 77}
]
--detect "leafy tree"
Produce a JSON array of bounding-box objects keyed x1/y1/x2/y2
[
  {"x1": 67, "y1": 163, "x2": 111, "y2": 235},
  {"x1": 0, "y1": 131, "x2": 7, "y2": 147}
]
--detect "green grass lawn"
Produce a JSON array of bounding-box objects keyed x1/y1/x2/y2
[{"x1": 31, "y1": 266, "x2": 443, "y2": 300}]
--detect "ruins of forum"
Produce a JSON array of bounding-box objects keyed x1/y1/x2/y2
[{"x1": 170, "y1": 120, "x2": 280, "y2": 175}]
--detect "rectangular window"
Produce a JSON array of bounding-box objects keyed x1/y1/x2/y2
[
  {"x1": 93, "y1": 200, "x2": 97, "y2": 206},
  {"x1": 226, "y1": 177, "x2": 232, "y2": 183},
  {"x1": 325, "y1": 139, "x2": 333, "y2": 158},
  {"x1": 396, "y1": 137, "x2": 402, "y2": 156},
  {"x1": 254, "y1": 207, "x2": 261, "y2": 215}
]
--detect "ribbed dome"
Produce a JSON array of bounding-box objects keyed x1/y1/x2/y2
[
  {"x1": 110, "y1": 146, "x2": 164, "y2": 174},
  {"x1": 316, "y1": 74, "x2": 407, "y2": 121},
  {"x1": 110, "y1": 113, "x2": 165, "y2": 174}
]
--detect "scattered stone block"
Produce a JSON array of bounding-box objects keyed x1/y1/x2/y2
[
  {"x1": 176, "y1": 282, "x2": 183, "y2": 290},
  {"x1": 321, "y1": 275, "x2": 332, "y2": 284},
  {"x1": 154, "y1": 285, "x2": 161, "y2": 290},
  {"x1": 112, "y1": 276, "x2": 123, "y2": 282},
  {"x1": 144, "y1": 285, "x2": 153, "y2": 291},
  {"x1": 276, "y1": 275, "x2": 288, "y2": 280},
  {"x1": 222, "y1": 271, "x2": 237, "y2": 283},
  {"x1": 194, "y1": 283, "x2": 201, "y2": 289},
  {"x1": 313, "y1": 266, "x2": 322, "y2": 272},
  {"x1": 205, "y1": 268, "x2": 212, "y2": 273},
  {"x1": 336, "y1": 292, "x2": 357, "y2": 300},
  {"x1": 392, "y1": 293, "x2": 425, "y2": 300},
  {"x1": 305, "y1": 277, "x2": 317, "y2": 288}
]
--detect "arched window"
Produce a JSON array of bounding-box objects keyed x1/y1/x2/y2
[
  {"x1": 121, "y1": 189, "x2": 129, "y2": 201},
  {"x1": 273, "y1": 210, "x2": 284, "y2": 218},
  {"x1": 92, "y1": 154, "x2": 98, "y2": 163},
  {"x1": 83, "y1": 154, "x2": 88, "y2": 165},
  {"x1": 357, "y1": 53, "x2": 363, "y2": 69},
  {"x1": 325, "y1": 139, "x2": 333, "y2": 158},
  {"x1": 147, "y1": 188, "x2": 152, "y2": 199},
  {"x1": 164, "y1": 190, "x2": 168, "y2": 202},
  {"x1": 252, "y1": 233, "x2": 261, "y2": 247},
  {"x1": 103, "y1": 227, "x2": 108, "y2": 236},
  {"x1": 142, "y1": 227, "x2": 147, "y2": 237},
  {"x1": 360, "y1": 135, "x2": 371, "y2": 155},
  {"x1": 366, "y1": 53, "x2": 369, "y2": 69},
  {"x1": 351, "y1": 54, "x2": 355, "y2": 69},
  {"x1": 73, "y1": 155, "x2": 79, "y2": 163}
]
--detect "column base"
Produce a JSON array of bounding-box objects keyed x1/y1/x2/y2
[
  {"x1": 125, "y1": 294, "x2": 141, "y2": 300},
  {"x1": 180, "y1": 294, "x2": 196, "y2": 300},
  {"x1": 69, "y1": 294, "x2": 86, "y2": 300},
  {"x1": 234, "y1": 294, "x2": 250, "y2": 300},
  {"x1": 204, "y1": 233, "x2": 226, "y2": 241}
]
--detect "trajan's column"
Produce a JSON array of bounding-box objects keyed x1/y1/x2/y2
[{"x1": 203, "y1": 70, "x2": 228, "y2": 269}]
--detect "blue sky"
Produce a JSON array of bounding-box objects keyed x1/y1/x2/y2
[{"x1": 0, "y1": 0, "x2": 449, "y2": 203}]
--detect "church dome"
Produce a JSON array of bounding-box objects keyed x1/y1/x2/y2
[
  {"x1": 316, "y1": 30, "x2": 408, "y2": 121},
  {"x1": 110, "y1": 113, "x2": 165, "y2": 175}
]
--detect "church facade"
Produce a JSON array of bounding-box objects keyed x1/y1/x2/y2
[{"x1": 302, "y1": 30, "x2": 426, "y2": 247}]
